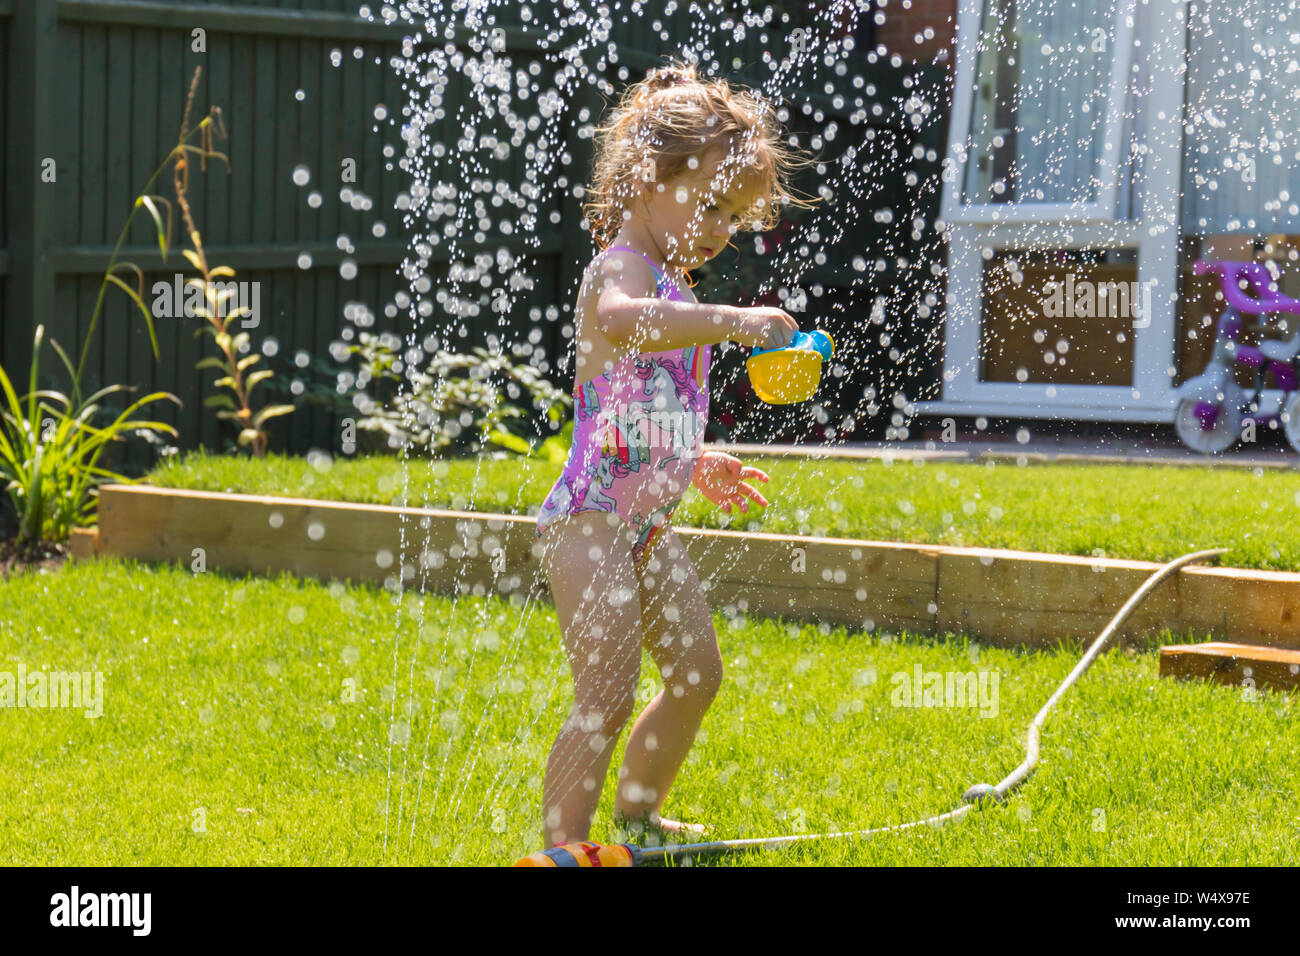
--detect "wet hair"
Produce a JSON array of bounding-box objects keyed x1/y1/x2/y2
[{"x1": 582, "y1": 58, "x2": 820, "y2": 252}]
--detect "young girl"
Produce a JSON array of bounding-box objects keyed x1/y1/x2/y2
[{"x1": 532, "y1": 60, "x2": 817, "y2": 849}]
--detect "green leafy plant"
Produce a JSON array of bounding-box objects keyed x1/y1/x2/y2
[
  {"x1": 0, "y1": 326, "x2": 178, "y2": 553},
  {"x1": 283, "y1": 332, "x2": 572, "y2": 458},
  {"x1": 349, "y1": 332, "x2": 571, "y2": 457}
]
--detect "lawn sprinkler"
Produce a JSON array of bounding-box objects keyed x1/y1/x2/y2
[
  {"x1": 514, "y1": 547, "x2": 1227, "y2": 867},
  {"x1": 746, "y1": 329, "x2": 834, "y2": 404},
  {"x1": 514, "y1": 841, "x2": 642, "y2": 866}
]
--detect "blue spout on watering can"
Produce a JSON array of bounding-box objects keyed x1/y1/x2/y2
[{"x1": 749, "y1": 330, "x2": 834, "y2": 361}]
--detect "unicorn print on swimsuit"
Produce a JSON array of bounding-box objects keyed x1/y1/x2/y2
[
  {"x1": 620, "y1": 347, "x2": 709, "y2": 455},
  {"x1": 599, "y1": 353, "x2": 708, "y2": 461}
]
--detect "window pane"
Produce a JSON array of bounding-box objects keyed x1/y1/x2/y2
[
  {"x1": 1183, "y1": 0, "x2": 1300, "y2": 234},
  {"x1": 964, "y1": 0, "x2": 1118, "y2": 206},
  {"x1": 980, "y1": 249, "x2": 1139, "y2": 385}
]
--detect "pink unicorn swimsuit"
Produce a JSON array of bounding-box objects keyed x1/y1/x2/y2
[{"x1": 534, "y1": 245, "x2": 711, "y2": 564}]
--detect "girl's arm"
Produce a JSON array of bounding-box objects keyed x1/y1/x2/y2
[
  {"x1": 598, "y1": 291, "x2": 744, "y2": 353},
  {"x1": 591, "y1": 253, "x2": 795, "y2": 353}
]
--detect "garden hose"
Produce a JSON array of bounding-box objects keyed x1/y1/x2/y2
[{"x1": 614, "y1": 546, "x2": 1229, "y2": 867}]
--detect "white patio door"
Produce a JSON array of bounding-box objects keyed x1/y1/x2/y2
[{"x1": 923, "y1": 0, "x2": 1188, "y2": 422}]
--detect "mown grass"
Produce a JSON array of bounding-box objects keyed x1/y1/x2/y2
[
  {"x1": 1, "y1": 558, "x2": 1295, "y2": 865},
  {"x1": 151, "y1": 449, "x2": 1300, "y2": 570}
]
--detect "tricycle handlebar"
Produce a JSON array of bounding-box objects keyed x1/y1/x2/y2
[{"x1": 1193, "y1": 259, "x2": 1300, "y2": 316}]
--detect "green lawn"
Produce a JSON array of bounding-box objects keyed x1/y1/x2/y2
[
  {"x1": 150, "y1": 449, "x2": 1300, "y2": 570},
  {"x1": 2, "y1": 557, "x2": 1295, "y2": 865}
]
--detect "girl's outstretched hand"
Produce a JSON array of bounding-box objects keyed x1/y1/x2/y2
[{"x1": 691, "y1": 451, "x2": 770, "y2": 515}]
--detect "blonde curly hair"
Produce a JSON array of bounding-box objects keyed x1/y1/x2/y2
[{"x1": 581, "y1": 59, "x2": 820, "y2": 252}]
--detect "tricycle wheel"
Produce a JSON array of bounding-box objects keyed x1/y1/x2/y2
[
  {"x1": 1281, "y1": 393, "x2": 1300, "y2": 455},
  {"x1": 1174, "y1": 397, "x2": 1241, "y2": 454}
]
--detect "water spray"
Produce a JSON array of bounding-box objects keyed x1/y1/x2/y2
[{"x1": 514, "y1": 546, "x2": 1227, "y2": 867}]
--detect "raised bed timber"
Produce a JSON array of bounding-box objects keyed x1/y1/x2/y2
[{"x1": 76, "y1": 484, "x2": 1300, "y2": 652}]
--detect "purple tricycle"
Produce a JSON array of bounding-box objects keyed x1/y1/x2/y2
[{"x1": 1173, "y1": 259, "x2": 1300, "y2": 454}]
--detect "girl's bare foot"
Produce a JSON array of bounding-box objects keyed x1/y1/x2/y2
[
  {"x1": 613, "y1": 811, "x2": 712, "y2": 846},
  {"x1": 653, "y1": 816, "x2": 711, "y2": 837}
]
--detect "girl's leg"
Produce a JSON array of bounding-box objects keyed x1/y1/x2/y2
[
  {"x1": 538, "y1": 510, "x2": 645, "y2": 848},
  {"x1": 613, "y1": 526, "x2": 723, "y2": 828}
]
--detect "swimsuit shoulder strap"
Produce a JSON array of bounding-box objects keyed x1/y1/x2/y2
[
  {"x1": 604, "y1": 244, "x2": 665, "y2": 281},
  {"x1": 601, "y1": 245, "x2": 690, "y2": 302},
  {"x1": 603, "y1": 243, "x2": 676, "y2": 291}
]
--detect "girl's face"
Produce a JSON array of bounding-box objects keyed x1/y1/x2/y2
[{"x1": 635, "y1": 144, "x2": 763, "y2": 271}]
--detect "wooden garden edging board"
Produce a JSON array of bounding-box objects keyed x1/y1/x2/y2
[
  {"x1": 1159, "y1": 642, "x2": 1300, "y2": 694},
  {"x1": 88, "y1": 484, "x2": 1300, "y2": 651}
]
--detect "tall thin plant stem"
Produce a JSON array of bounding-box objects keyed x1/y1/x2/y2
[{"x1": 172, "y1": 66, "x2": 271, "y2": 457}]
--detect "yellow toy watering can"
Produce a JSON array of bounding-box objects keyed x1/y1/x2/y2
[{"x1": 746, "y1": 329, "x2": 835, "y2": 404}]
